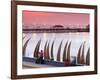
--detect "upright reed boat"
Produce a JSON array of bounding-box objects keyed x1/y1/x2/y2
[
  {"x1": 33, "y1": 39, "x2": 41, "y2": 58},
  {"x1": 86, "y1": 48, "x2": 90, "y2": 65},
  {"x1": 63, "y1": 41, "x2": 68, "y2": 61},
  {"x1": 23, "y1": 38, "x2": 31, "y2": 56},
  {"x1": 57, "y1": 40, "x2": 63, "y2": 62},
  {"x1": 51, "y1": 40, "x2": 55, "y2": 60}
]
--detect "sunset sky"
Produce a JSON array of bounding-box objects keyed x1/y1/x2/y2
[{"x1": 22, "y1": 10, "x2": 89, "y2": 27}]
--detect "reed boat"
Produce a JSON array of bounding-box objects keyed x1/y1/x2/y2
[
  {"x1": 51, "y1": 40, "x2": 55, "y2": 60},
  {"x1": 86, "y1": 48, "x2": 90, "y2": 65},
  {"x1": 77, "y1": 43, "x2": 83, "y2": 64},
  {"x1": 57, "y1": 40, "x2": 63, "y2": 61},
  {"x1": 80, "y1": 42, "x2": 85, "y2": 64},
  {"x1": 23, "y1": 38, "x2": 31, "y2": 56},
  {"x1": 77, "y1": 42, "x2": 90, "y2": 65},
  {"x1": 44, "y1": 40, "x2": 48, "y2": 59},
  {"x1": 33, "y1": 39, "x2": 41, "y2": 58},
  {"x1": 63, "y1": 41, "x2": 68, "y2": 61},
  {"x1": 23, "y1": 35, "x2": 26, "y2": 40},
  {"x1": 46, "y1": 41, "x2": 50, "y2": 60},
  {"x1": 66, "y1": 41, "x2": 71, "y2": 63}
]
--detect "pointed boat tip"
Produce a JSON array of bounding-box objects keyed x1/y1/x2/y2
[
  {"x1": 83, "y1": 41, "x2": 86, "y2": 44},
  {"x1": 23, "y1": 35, "x2": 26, "y2": 40},
  {"x1": 53, "y1": 40, "x2": 55, "y2": 43},
  {"x1": 59, "y1": 40, "x2": 63, "y2": 44},
  {"x1": 61, "y1": 40, "x2": 63, "y2": 42},
  {"x1": 29, "y1": 37, "x2": 31, "y2": 40},
  {"x1": 82, "y1": 41, "x2": 86, "y2": 47},
  {"x1": 80, "y1": 41, "x2": 85, "y2": 47},
  {"x1": 68, "y1": 40, "x2": 72, "y2": 43},
  {"x1": 23, "y1": 37, "x2": 31, "y2": 57},
  {"x1": 68, "y1": 40, "x2": 72, "y2": 45}
]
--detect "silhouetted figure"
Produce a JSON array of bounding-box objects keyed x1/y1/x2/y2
[
  {"x1": 35, "y1": 50, "x2": 44, "y2": 64},
  {"x1": 35, "y1": 52, "x2": 41, "y2": 64},
  {"x1": 64, "y1": 59, "x2": 70, "y2": 66},
  {"x1": 40, "y1": 50, "x2": 44, "y2": 64}
]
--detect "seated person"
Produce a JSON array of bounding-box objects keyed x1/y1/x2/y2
[
  {"x1": 35, "y1": 50, "x2": 44, "y2": 64},
  {"x1": 64, "y1": 59, "x2": 70, "y2": 66},
  {"x1": 35, "y1": 52, "x2": 40, "y2": 64}
]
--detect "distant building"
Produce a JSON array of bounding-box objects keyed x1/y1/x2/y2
[{"x1": 53, "y1": 25, "x2": 64, "y2": 29}]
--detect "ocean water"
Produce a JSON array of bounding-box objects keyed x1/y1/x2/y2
[{"x1": 23, "y1": 32, "x2": 89, "y2": 62}]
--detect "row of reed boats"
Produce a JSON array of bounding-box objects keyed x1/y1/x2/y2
[{"x1": 23, "y1": 37, "x2": 90, "y2": 66}]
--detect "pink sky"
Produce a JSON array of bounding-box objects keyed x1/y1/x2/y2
[{"x1": 22, "y1": 10, "x2": 89, "y2": 27}]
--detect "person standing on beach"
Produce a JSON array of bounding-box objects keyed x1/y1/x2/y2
[{"x1": 40, "y1": 50, "x2": 44, "y2": 64}]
